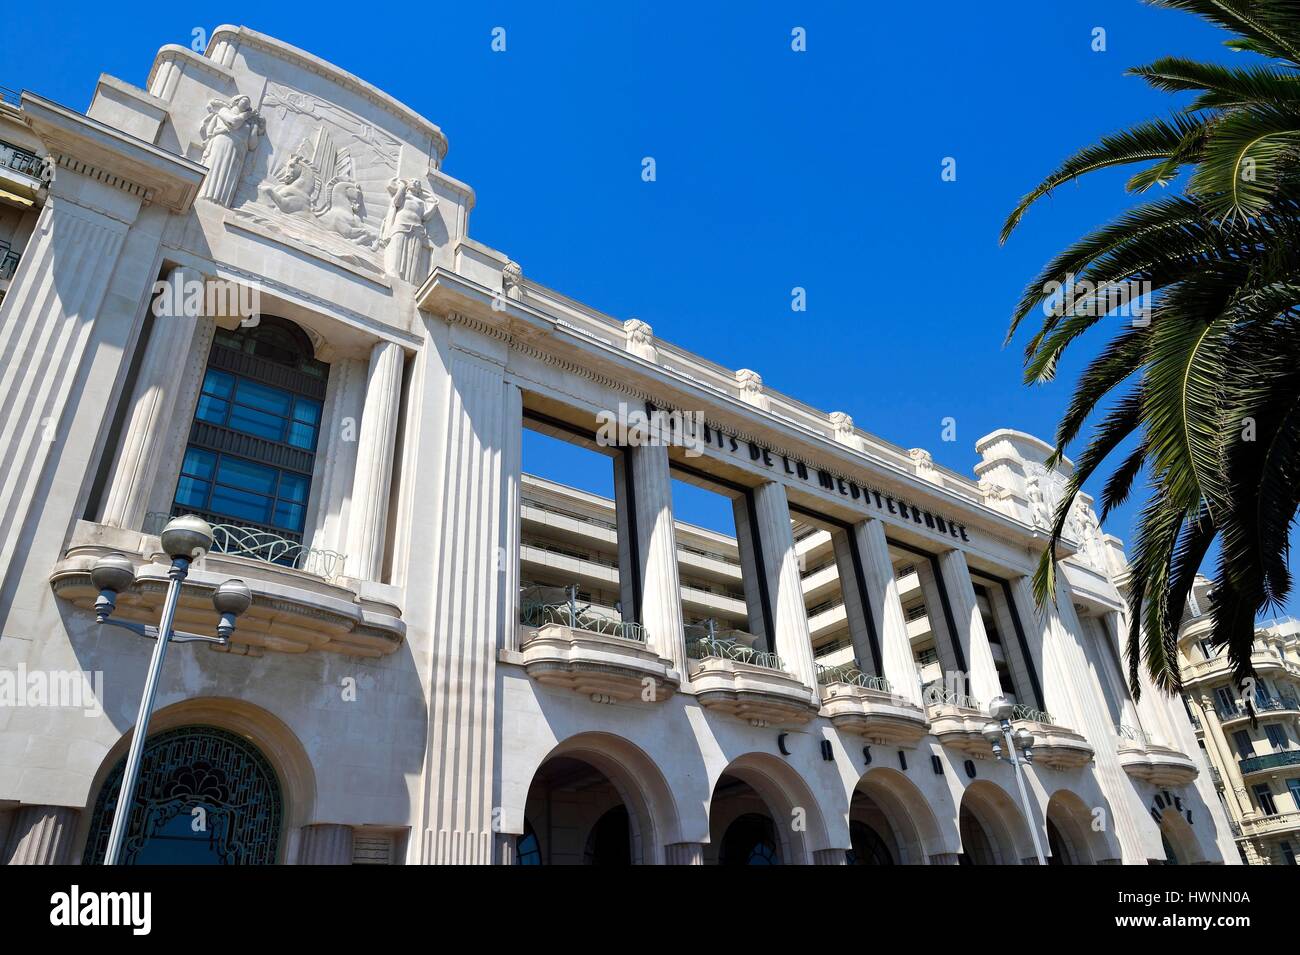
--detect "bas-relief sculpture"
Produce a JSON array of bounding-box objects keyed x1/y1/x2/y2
[
  {"x1": 197, "y1": 96, "x2": 264, "y2": 206},
  {"x1": 199, "y1": 83, "x2": 440, "y2": 284}
]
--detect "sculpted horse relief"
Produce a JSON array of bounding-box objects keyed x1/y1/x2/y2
[{"x1": 256, "y1": 127, "x2": 380, "y2": 250}]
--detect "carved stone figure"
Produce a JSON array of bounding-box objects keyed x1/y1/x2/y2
[
  {"x1": 381, "y1": 177, "x2": 438, "y2": 284},
  {"x1": 316, "y1": 180, "x2": 378, "y2": 248},
  {"x1": 261, "y1": 148, "x2": 315, "y2": 215},
  {"x1": 1025, "y1": 474, "x2": 1051, "y2": 529},
  {"x1": 197, "y1": 95, "x2": 264, "y2": 206}
]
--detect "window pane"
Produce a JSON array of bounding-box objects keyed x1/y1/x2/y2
[
  {"x1": 175, "y1": 476, "x2": 210, "y2": 509},
  {"x1": 201, "y1": 369, "x2": 234, "y2": 399},
  {"x1": 180, "y1": 447, "x2": 216, "y2": 480},
  {"x1": 216, "y1": 456, "x2": 279, "y2": 496},
  {"x1": 195, "y1": 394, "x2": 229, "y2": 425},
  {"x1": 272, "y1": 501, "x2": 305, "y2": 532},
  {"x1": 228, "y1": 403, "x2": 287, "y2": 442},
  {"x1": 234, "y1": 378, "x2": 293, "y2": 416},
  {"x1": 210, "y1": 484, "x2": 273, "y2": 525},
  {"x1": 278, "y1": 472, "x2": 309, "y2": 503},
  {"x1": 292, "y1": 398, "x2": 321, "y2": 425},
  {"x1": 287, "y1": 421, "x2": 317, "y2": 450}
]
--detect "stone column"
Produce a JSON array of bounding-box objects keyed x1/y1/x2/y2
[
  {"x1": 619, "y1": 442, "x2": 687, "y2": 672},
  {"x1": 852, "y1": 518, "x2": 921, "y2": 705},
  {"x1": 2, "y1": 805, "x2": 79, "y2": 864},
  {"x1": 936, "y1": 549, "x2": 1002, "y2": 707},
  {"x1": 830, "y1": 528, "x2": 880, "y2": 677},
  {"x1": 411, "y1": 348, "x2": 513, "y2": 864},
  {"x1": 344, "y1": 340, "x2": 404, "y2": 582},
  {"x1": 751, "y1": 481, "x2": 817, "y2": 692},
  {"x1": 914, "y1": 560, "x2": 961, "y2": 682},
  {"x1": 100, "y1": 265, "x2": 205, "y2": 530},
  {"x1": 296, "y1": 824, "x2": 354, "y2": 864},
  {"x1": 664, "y1": 842, "x2": 704, "y2": 865},
  {"x1": 813, "y1": 847, "x2": 847, "y2": 865},
  {"x1": 928, "y1": 852, "x2": 960, "y2": 865},
  {"x1": 1009, "y1": 576, "x2": 1082, "y2": 729},
  {"x1": 496, "y1": 832, "x2": 517, "y2": 865}
]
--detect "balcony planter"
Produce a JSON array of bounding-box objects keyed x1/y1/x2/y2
[{"x1": 519, "y1": 622, "x2": 678, "y2": 703}]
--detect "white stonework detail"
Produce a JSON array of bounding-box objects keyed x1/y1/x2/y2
[
  {"x1": 736, "y1": 368, "x2": 768, "y2": 410},
  {"x1": 343, "y1": 340, "x2": 404, "y2": 581},
  {"x1": 197, "y1": 95, "x2": 263, "y2": 206},
  {"x1": 909, "y1": 447, "x2": 940, "y2": 484},
  {"x1": 623, "y1": 318, "x2": 656, "y2": 362}
]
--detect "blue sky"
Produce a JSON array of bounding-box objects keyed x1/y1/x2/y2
[{"x1": 4, "y1": 1, "x2": 1293, "y2": 616}]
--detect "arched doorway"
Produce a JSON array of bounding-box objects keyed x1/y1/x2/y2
[
  {"x1": 83, "y1": 725, "x2": 283, "y2": 865},
  {"x1": 705, "y1": 754, "x2": 829, "y2": 865},
  {"x1": 521, "y1": 756, "x2": 639, "y2": 864},
  {"x1": 1154, "y1": 807, "x2": 1204, "y2": 865},
  {"x1": 847, "y1": 820, "x2": 894, "y2": 865},
  {"x1": 852, "y1": 767, "x2": 942, "y2": 864},
  {"x1": 1046, "y1": 790, "x2": 1110, "y2": 864},
  {"x1": 958, "y1": 781, "x2": 1031, "y2": 865},
  {"x1": 719, "y1": 811, "x2": 781, "y2": 865}
]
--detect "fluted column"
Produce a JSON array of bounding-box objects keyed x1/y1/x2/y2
[
  {"x1": 936, "y1": 549, "x2": 1002, "y2": 707},
  {"x1": 2, "y1": 805, "x2": 79, "y2": 864},
  {"x1": 621, "y1": 442, "x2": 687, "y2": 672},
  {"x1": 813, "y1": 847, "x2": 847, "y2": 865},
  {"x1": 296, "y1": 823, "x2": 354, "y2": 864},
  {"x1": 412, "y1": 352, "x2": 514, "y2": 864},
  {"x1": 751, "y1": 481, "x2": 817, "y2": 692},
  {"x1": 344, "y1": 339, "x2": 404, "y2": 582},
  {"x1": 100, "y1": 265, "x2": 205, "y2": 530},
  {"x1": 1009, "y1": 576, "x2": 1082, "y2": 728},
  {"x1": 830, "y1": 528, "x2": 880, "y2": 676},
  {"x1": 664, "y1": 842, "x2": 704, "y2": 865},
  {"x1": 852, "y1": 518, "x2": 921, "y2": 705},
  {"x1": 929, "y1": 852, "x2": 960, "y2": 865}
]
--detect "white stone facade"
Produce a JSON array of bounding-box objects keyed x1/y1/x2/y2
[{"x1": 0, "y1": 28, "x2": 1237, "y2": 865}]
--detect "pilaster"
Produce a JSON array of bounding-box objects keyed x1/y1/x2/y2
[
  {"x1": 343, "y1": 340, "x2": 404, "y2": 582},
  {"x1": 936, "y1": 549, "x2": 1001, "y2": 707},
  {"x1": 751, "y1": 481, "x2": 817, "y2": 692},
  {"x1": 853, "y1": 518, "x2": 921, "y2": 704}
]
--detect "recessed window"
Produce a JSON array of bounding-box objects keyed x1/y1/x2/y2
[{"x1": 171, "y1": 316, "x2": 327, "y2": 544}]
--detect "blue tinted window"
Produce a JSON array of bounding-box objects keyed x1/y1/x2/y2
[
  {"x1": 227, "y1": 404, "x2": 286, "y2": 442},
  {"x1": 235, "y1": 379, "x2": 292, "y2": 416},
  {"x1": 210, "y1": 484, "x2": 273, "y2": 525},
  {"x1": 287, "y1": 421, "x2": 317, "y2": 450},
  {"x1": 175, "y1": 476, "x2": 209, "y2": 508},
  {"x1": 217, "y1": 457, "x2": 278, "y2": 496},
  {"x1": 181, "y1": 447, "x2": 216, "y2": 480},
  {"x1": 202, "y1": 369, "x2": 234, "y2": 399},
  {"x1": 278, "y1": 472, "x2": 309, "y2": 503}
]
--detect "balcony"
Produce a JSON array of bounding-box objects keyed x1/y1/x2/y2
[
  {"x1": 685, "y1": 630, "x2": 817, "y2": 727},
  {"x1": 0, "y1": 138, "x2": 47, "y2": 206},
  {"x1": 1183, "y1": 648, "x2": 1300, "y2": 688},
  {"x1": 1238, "y1": 750, "x2": 1300, "y2": 777},
  {"x1": 1219, "y1": 695, "x2": 1300, "y2": 725},
  {"x1": 1008, "y1": 706, "x2": 1093, "y2": 770},
  {"x1": 817, "y1": 664, "x2": 928, "y2": 746},
  {"x1": 1116, "y1": 735, "x2": 1200, "y2": 786},
  {"x1": 517, "y1": 586, "x2": 677, "y2": 704},
  {"x1": 51, "y1": 519, "x2": 404, "y2": 657},
  {"x1": 1240, "y1": 811, "x2": 1300, "y2": 839},
  {"x1": 924, "y1": 688, "x2": 990, "y2": 756}
]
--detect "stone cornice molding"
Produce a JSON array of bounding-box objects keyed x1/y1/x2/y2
[
  {"x1": 206, "y1": 25, "x2": 449, "y2": 164},
  {"x1": 21, "y1": 92, "x2": 206, "y2": 212},
  {"x1": 421, "y1": 272, "x2": 1054, "y2": 558}
]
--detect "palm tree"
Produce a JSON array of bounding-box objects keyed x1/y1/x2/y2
[{"x1": 1000, "y1": 0, "x2": 1300, "y2": 697}]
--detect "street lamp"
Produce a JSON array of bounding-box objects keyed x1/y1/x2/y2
[
  {"x1": 982, "y1": 695, "x2": 1047, "y2": 865},
  {"x1": 90, "y1": 515, "x2": 253, "y2": 866}
]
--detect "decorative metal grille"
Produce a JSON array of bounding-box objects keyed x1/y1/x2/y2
[{"x1": 83, "y1": 725, "x2": 283, "y2": 865}]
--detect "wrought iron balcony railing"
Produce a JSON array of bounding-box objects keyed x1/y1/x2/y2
[
  {"x1": 0, "y1": 247, "x2": 19, "y2": 281},
  {"x1": 0, "y1": 139, "x2": 45, "y2": 179},
  {"x1": 1116, "y1": 722, "x2": 1148, "y2": 745},
  {"x1": 815, "y1": 662, "x2": 891, "y2": 693},
  {"x1": 684, "y1": 631, "x2": 784, "y2": 671},
  {"x1": 1012, "y1": 703, "x2": 1056, "y2": 724},
  {"x1": 143, "y1": 512, "x2": 347, "y2": 579},
  {"x1": 519, "y1": 583, "x2": 645, "y2": 642},
  {"x1": 922, "y1": 684, "x2": 981, "y2": 711},
  {"x1": 1238, "y1": 750, "x2": 1300, "y2": 775}
]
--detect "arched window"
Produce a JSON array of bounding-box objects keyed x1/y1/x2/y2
[
  {"x1": 719, "y1": 812, "x2": 781, "y2": 865},
  {"x1": 83, "y1": 725, "x2": 284, "y2": 865},
  {"x1": 515, "y1": 821, "x2": 542, "y2": 865},
  {"x1": 582, "y1": 806, "x2": 631, "y2": 865},
  {"x1": 172, "y1": 316, "x2": 327, "y2": 544},
  {"x1": 847, "y1": 820, "x2": 894, "y2": 865}
]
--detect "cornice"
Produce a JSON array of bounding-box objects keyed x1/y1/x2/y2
[{"x1": 21, "y1": 91, "x2": 206, "y2": 212}]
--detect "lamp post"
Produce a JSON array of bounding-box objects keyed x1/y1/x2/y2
[
  {"x1": 90, "y1": 515, "x2": 253, "y2": 866},
  {"x1": 982, "y1": 696, "x2": 1047, "y2": 865}
]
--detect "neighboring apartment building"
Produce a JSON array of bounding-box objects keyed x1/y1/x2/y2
[
  {"x1": 1178, "y1": 577, "x2": 1300, "y2": 865},
  {"x1": 0, "y1": 27, "x2": 1237, "y2": 865}
]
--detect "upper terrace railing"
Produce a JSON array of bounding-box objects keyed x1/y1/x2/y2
[
  {"x1": 815, "y1": 662, "x2": 891, "y2": 693},
  {"x1": 519, "y1": 583, "x2": 646, "y2": 642},
  {"x1": 0, "y1": 139, "x2": 45, "y2": 179},
  {"x1": 1239, "y1": 750, "x2": 1300, "y2": 775},
  {"x1": 922, "y1": 684, "x2": 981, "y2": 712},
  {"x1": 683, "y1": 622, "x2": 784, "y2": 671},
  {"x1": 144, "y1": 511, "x2": 347, "y2": 579},
  {"x1": 1011, "y1": 703, "x2": 1056, "y2": 724}
]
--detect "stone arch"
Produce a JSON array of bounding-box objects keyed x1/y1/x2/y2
[
  {"x1": 1046, "y1": 788, "x2": 1117, "y2": 864},
  {"x1": 958, "y1": 780, "x2": 1036, "y2": 864},
  {"x1": 76, "y1": 696, "x2": 315, "y2": 864},
  {"x1": 854, "y1": 766, "x2": 946, "y2": 864},
  {"x1": 708, "y1": 752, "x2": 831, "y2": 865},
  {"x1": 517, "y1": 731, "x2": 682, "y2": 865},
  {"x1": 1155, "y1": 805, "x2": 1205, "y2": 865}
]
